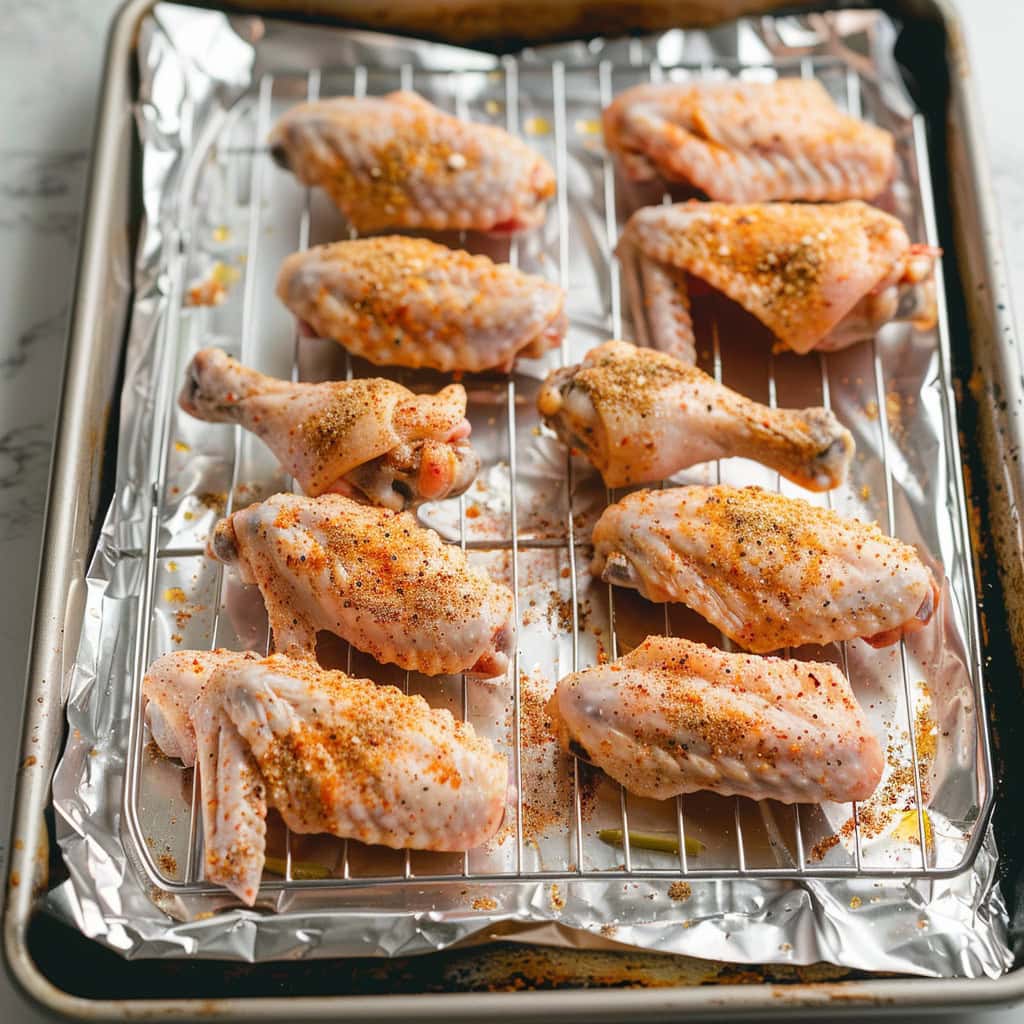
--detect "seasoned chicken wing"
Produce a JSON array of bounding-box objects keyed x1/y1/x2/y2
[
  {"x1": 551, "y1": 636, "x2": 883, "y2": 804},
  {"x1": 180, "y1": 347, "x2": 478, "y2": 509},
  {"x1": 277, "y1": 238, "x2": 566, "y2": 373},
  {"x1": 603, "y1": 79, "x2": 894, "y2": 202},
  {"x1": 619, "y1": 201, "x2": 938, "y2": 359},
  {"x1": 592, "y1": 485, "x2": 938, "y2": 653},
  {"x1": 210, "y1": 492, "x2": 514, "y2": 677},
  {"x1": 269, "y1": 91, "x2": 555, "y2": 234},
  {"x1": 143, "y1": 650, "x2": 508, "y2": 904},
  {"x1": 537, "y1": 340, "x2": 853, "y2": 490}
]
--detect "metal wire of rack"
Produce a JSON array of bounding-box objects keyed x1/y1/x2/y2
[{"x1": 121, "y1": 38, "x2": 994, "y2": 902}]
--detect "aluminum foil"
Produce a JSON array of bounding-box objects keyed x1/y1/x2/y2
[{"x1": 44, "y1": 1, "x2": 1012, "y2": 978}]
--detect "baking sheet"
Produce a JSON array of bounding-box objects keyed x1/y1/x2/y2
[{"x1": 43, "y1": 2, "x2": 1011, "y2": 977}]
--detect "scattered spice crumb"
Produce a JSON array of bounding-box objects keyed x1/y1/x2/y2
[
  {"x1": 167, "y1": 561, "x2": 178, "y2": 572},
  {"x1": 171, "y1": 633, "x2": 183, "y2": 645},
  {"x1": 175, "y1": 605, "x2": 204, "y2": 629},
  {"x1": 886, "y1": 391, "x2": 909, "y2": 441},
  {"x1": 864, "y1": 399, "x2": 879, "y2": 420},
  {"x1": 163, "y1": 588, "x2": 187, "y2": 604},
  {"x1": 550, "y1": 883, "x2": 565, "y2": 910},
  {"x1": 185, "y1": 261, "x2": 240, "y2": 307},
  {"x1": 849, "y1": 895, "x2": 863, "y2": 910},
  {"x1": 599, "y1": 923, "x2": 618, "y2": 938},
  {"x1": 809, "y1": 833, "x2": 840, "y2": 862},
  {"x1": 859, "y1": 484, "x2": 871, "y2": 501},
  {"x1": 466, "y1": 504, "x2": 481, "y2": 519},
  {"x1": 668, "y1": 881, "x2": 692, "y2": 902},
  {"x1": 472, "y1": 896, "x2": 498, "y2": 911},
  {"x1": 198, "y1": 491, "x2": 227, "y2": 515}
]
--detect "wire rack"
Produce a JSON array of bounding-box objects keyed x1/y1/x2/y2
[{"x1": 121, "y1": 32, "x2": 993, "y2": 902}]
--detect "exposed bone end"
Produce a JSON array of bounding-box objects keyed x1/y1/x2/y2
[
  {"x1": 178, "y1": 347, "x2": 235, "y2": 421},
  {"x1": 208, "y1": 516, "x2": 241, "y2": 568},
  {"x1": 597, "y1": 551, "x2": 642, "y2": 592},
  {"x1": 519, "y1": 305, "x2": 568, "y2": 361},
  {"x1": 863, "y1": 575, "x2": 940, "y2": 648},
  {"x1": 802, "y1": 409, "x2": 856, "y2": 491},
  {"x1": 339, "y1": 438, "x2": 480, "y2": 510},
  {"x1": 274, "y1": 248, "x2": 317, "y2": 311},
  {"x1": 467, "y1": 620, "x2": 515, "y2": 680},
  {"x1": 268, "y1": 139, "x2": 291, "y2": 172},
  {"x1": 536, "y1": 366, "x2": 573, "y2": 420}
]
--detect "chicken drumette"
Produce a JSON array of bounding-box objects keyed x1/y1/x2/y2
[
  {"x1": 592, "y1": 485, "x2": 938, "y2": 653},
  {"x1": 551, "y1": 636, "x2": 883, "y2": 804},
  {"x1": 619, "y1": 201, "x2": 938, "y2": 361},
  {"x1": 537, "y1": 340, "x2": 853, "y2": 491},
  {"x1": 603, "y1": 79, "x2": 894, "y2": 202},
  {"x1": 144, "y1": 649, "x2": 508, "y2": 905},
  {"x1": 210, "y1": 492, "x2": 514, "y2": 678},
  {"x1": 277, "y1": 237, "x2": 566, "y2": 373},
  {"x1": 269, "y1": 91, "x2": 554, "y2": 234},
  {"x1": 180, "y1": 347, "x2": 478, "y2": 509}
]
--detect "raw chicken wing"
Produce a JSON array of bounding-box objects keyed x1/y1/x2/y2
[
  {"x1": 180, "y1": 347, "x2": 478, "y2": 508},
  {"x1": 603, "y1": 79, "x2": 894, "y2": 202},
  {"x1": 537, "y1": 340, "x2": 853, "y2": 490},
  {"x1": 269, "y1": 91, "x2": 555, "y2": 234},
  {"x1": 143, "y1": 650, "x2": 508, "y2": 904},
  {"x1": 619, "y1": 201, "x2": 938, "y2": 359},
  {"x1": 551, "y1": 636, "x2": 883, "y2": 804},
  {"x1": 277, "y1": 237, "x2": 566, "y2": 373},
  {"x1": 210, "y1": 492, "x2": 514, "y2": 677},
  {"x1": 592, "y1": 485, "x2": 938, "y2": 652}
]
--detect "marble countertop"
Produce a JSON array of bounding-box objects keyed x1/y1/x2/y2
[{"x1": 0, "y1": 2, "x2": 1021, "y2": 1020}]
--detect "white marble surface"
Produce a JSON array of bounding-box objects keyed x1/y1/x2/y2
[{"x1": 0, "y1": 1, "x2": 1021, "y2": 1019}]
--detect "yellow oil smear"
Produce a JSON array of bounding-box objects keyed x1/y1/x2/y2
[
  {"x1": 163, "y1": 588, "x2": 187, "y2": 604},
  {"x1": 484, "y1": 99, "x2": 503, "y2": 116},
  {"x1": 211, "y1": 261, "x2": 240, "y2": 287},
  {"x1": 263, "y1": 856, "x2": 332, "y2": 880},
  {"x1": 892, "y1": 809, "x2": 933, "y2": 851},
  {"x1": 212, "y1": 225, "x2": 231, "y2": 243},
  {"x1": 173, "y1": 440, "x2": 190, "y2": 453},
  {"x1": 524, "y1": 116, "x2": 551, "y2": 136},
  {"x1": 574, "y1": 118, "x2": 602, "y2": 135}
]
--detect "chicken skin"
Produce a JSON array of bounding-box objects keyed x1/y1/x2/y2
[
  {"x1": 603, "y1": 79, "x2": 894, "y2": 203},
  {"x1": 269, "y1": 91, "x2": 555, "y2": 234},
  {"x1": 210, "y1": 492, "x2": 514, "y2": 677},
  {"x1": 537, "y1": 340, "x2": 853, "y2": 491},
  {"x1": 143, "y1": 650, "x2": 508, "y2": 904},
  {"x1": 592, "y1": 485, "x2": 938, "y2": 653},
  {"x1": 180, "y1": 347, "x2": 478, "y2": 509},
  {"x1": 551, "y1": 636, "x2": 883, "y2": 804},
  {"x1": 619, "y1": 201, "x2": 938, "y2": 359},
  {"x1": 277, "y1": 238, "x2": 566, "y2": 373}
]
